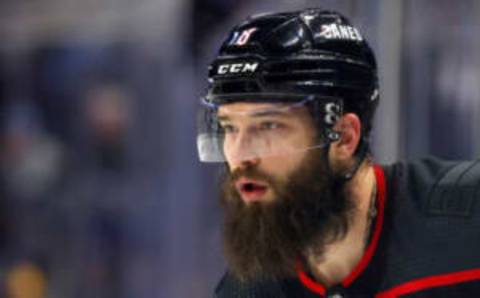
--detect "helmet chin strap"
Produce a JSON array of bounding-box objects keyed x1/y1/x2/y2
[
  {"x1": 323, "y1": 136, "x2": 369, "y2": 182},
  {"x1": 343, "y1": 138, "x2": 368, "y2": 181}
]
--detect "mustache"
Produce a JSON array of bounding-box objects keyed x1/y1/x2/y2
[{"x1": 229, "y1": 166, "x2": 275, "y2": 185}]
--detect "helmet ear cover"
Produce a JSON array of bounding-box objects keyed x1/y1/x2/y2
[
  {"x1": 304, "y1": 92, "x2": 374, "y2": 167},
  {"x1": 316, "y1": 85, "x2": 379, "y2": 155},
  {"x1": 303, "y1": 96, "x2": 342, "y2": 143}
]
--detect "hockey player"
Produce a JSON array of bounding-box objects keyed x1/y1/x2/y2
[{"x1": 197, "y1": 8, "x2": 480, "y2": 297}]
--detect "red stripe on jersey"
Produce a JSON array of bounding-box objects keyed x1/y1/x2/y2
[
  {"x1": 376, "y1": 269, "x2": 480, "y2": 298},
  {"x1": 297, "y1": 263, "x2": 326, "y2": 296},
  {"x1": 342, "y1": 164, "x2": 386, "y2": 286}
]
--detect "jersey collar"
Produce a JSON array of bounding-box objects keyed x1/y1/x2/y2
[{"x1": 296, "y1": 164, "x2": 387, "y2": 296}]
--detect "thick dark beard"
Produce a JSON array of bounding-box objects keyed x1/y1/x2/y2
[{"x1": 220, "y1": 149, "x2": 354, "y2": 282}]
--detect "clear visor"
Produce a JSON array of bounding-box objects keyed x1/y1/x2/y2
[{"x1": 197, "y1": 96, "x2": 342, "y2": 163}]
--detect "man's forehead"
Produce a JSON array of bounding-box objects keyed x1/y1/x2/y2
[{"x1": 217, "y1": 102, "x2": 307, "y2": 119}]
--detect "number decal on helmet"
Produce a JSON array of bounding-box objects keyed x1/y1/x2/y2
[{"x1": 230, "y1": 28, "x2": 257, "y2": 46}]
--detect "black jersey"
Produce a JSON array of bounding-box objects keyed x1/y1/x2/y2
[{"x1": 214, "y1": 157, "x2": 480, "y2": 297}]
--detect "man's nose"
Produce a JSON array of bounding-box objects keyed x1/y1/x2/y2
[{"x1": 225, "y1": 130, "x2": 261, "y2": 170}]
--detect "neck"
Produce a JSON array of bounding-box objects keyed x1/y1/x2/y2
[{"x1": 305, "y1": 161, "x2": 376, "y2": 288}]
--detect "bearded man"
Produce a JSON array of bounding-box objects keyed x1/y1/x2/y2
[{"x1": 197, "y1": 8, "x2": 480, "y2": 298}]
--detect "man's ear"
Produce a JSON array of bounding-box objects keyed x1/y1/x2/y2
[{"x1": 328, "y1": 113, "x2": 362, "y2": 163}]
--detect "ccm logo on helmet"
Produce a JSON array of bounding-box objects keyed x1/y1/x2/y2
[
  {"x1": 217, "y1": 62, "x2": 259, "y2": 75},
  {"x1": 319, "y1": 24, "x2": 363, "y2": 41}
]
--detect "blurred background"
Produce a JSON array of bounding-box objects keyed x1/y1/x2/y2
[{"x1": 0, "y1": 0, "x2": 479, "y2": 297}]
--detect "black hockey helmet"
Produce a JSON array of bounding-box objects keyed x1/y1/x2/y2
[{"x1": 198, "y1": 8, "x2": 379, "y2": 164}]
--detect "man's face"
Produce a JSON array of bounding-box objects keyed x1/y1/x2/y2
[
  {"x1": 217, "y1": 102, "x2": 353, "y2": 281},
  {"x1": 218, "y1": 102, "x2": 318, "y2": 204}
]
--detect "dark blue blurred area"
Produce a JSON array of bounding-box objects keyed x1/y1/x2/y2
[{"x1": 0, "y1": 0, "x2": 479, "y2": 297}]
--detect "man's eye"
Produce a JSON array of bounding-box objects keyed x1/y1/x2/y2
[
  {"x1": 221, "y1": 124, "x2": 236, "y2": 134},
  {"x1": 260, "y1": 122, "x2": 283, "y2": 130}
]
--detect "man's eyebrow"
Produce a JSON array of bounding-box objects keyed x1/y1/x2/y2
[
  {"x1": 217, "y1": 109, "x2": 291, "y2": 121},
  {"x1": 250, "y1": 109, "x2": 290, "y2": 118},
  {"x1": 217, "y1": 115, "x2": 230, "y2": 122}
]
